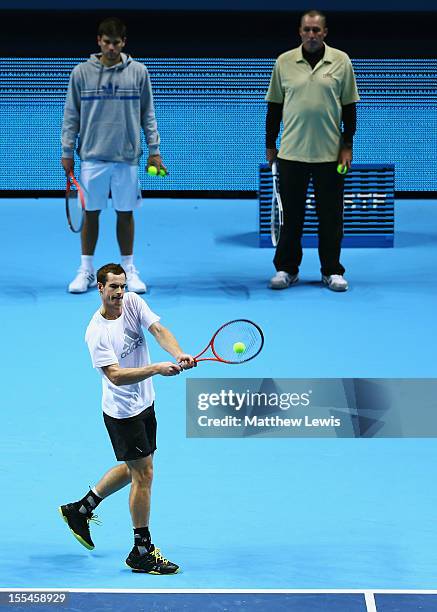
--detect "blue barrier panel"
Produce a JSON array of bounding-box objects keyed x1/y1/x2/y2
[{"x1": 259, "y1": 163, "x2": 395, "y2": 248}]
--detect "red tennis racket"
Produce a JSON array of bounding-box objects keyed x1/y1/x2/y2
[
  {"x1": 194, "y1": 319, "x2": 264, "y2": 364},
  {"x1": 65, "y1": 171, "x2": 85, "y2": 233}
]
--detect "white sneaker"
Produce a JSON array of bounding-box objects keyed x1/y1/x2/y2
[
  {"x1": 322, "y1": 274, "x2": 348, "y2": 292},
  {"x1": 68, "y1": 268, "x2": 97, "y2": 294},
  {"x1": 125, "y1": 265, "x2": 147, "y2": 293},
  {"x1": 269, "y1": 271, "x2": 299, "y2": 290}
]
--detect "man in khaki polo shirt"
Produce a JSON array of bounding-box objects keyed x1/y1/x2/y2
[{"x1": 266, "y1": 9, "x2": 360, "y2": 291}]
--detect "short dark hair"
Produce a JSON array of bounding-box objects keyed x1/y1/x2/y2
[
  {"x1": 97, "y1": 263, "x2": 126, "y2": 285},
  {"x1": 98, "y1": 17, "x2": 127, "y2": 39},
  {"x1": 300, "y1": 9, "x2": 327, "y2": 28}
]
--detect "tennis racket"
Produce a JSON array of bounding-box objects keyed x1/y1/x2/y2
[
  {"x1": 271, "y1": 160, "x2": 283, "y2": 247},
  {"x1": 65, "y1": 171, "x2": 85, "y2": 233},
  {"x1": 194, "y1": 319, "x2": 264, "y2": 364}
]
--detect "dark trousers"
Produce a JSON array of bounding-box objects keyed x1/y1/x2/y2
[{"x1": 273, "y1": 158, "x2": 345, "y2": 276}]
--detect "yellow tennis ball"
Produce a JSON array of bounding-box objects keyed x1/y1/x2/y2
[
  {"x1": 337, "y1": 164, "x2": 348, "y2": 175},
  {"x1": 159, "y1": 168, "x2": 167, "y2": 177},
  {"x1": 233, "y1": 342, "x2": 246, "y2": 354},
  {"x1": 147, "y1": 166, "x2": 158, "y2": 176}
]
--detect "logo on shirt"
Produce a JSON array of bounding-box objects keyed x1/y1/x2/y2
[
  {"x1": 322, "y1": 71, "x2": 334, "y2": 79},
  {"x1": 81, "y1": 83, "x2": 140, "y2": 102},
  {"x1": 101, "y1": 83, "x2": 120, "y2": 97},
  {"x1": 121, "y1": 328, "x2": 143, "y2": 359}
]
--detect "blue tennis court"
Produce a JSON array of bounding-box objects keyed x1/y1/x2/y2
[{"x1": 1, "y1": 196, "x2": 436, "y2": 610}]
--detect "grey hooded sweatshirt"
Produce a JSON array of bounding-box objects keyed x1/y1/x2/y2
[{"x1": 61, "y1": 53, "x2": 160, "y2": 164}]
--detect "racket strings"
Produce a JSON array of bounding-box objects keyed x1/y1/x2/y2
[
  {"x1": 211, "y1": 320, "x2": 263, "y2": 364},
  {"x1": 66, "y1": 182, "x2": 84, "y2": 232},
  {"x1": 271, "y1": 173, "x2": 283, "y2": 246}
]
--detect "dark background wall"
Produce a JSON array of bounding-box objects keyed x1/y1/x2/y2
[
  {"x1": 0, "y1": 0, "x2": 435, "y2": 8},
  {"x1": 2, "y1": 6, "x2": 435, "y2": 194},
  {"x1": 2, "y1": 10, "x2": 437, "y2": 58}
]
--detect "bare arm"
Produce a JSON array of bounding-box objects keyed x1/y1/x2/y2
[
  {"x1": 102, "y1": 361, "x2": 181, "y2": 386},
  {"x1": 148, "y1": 322, "x2": 183, "y2": 358},
  {"x1": 100, "y1": 322, "x2": 195, "y2": 386},
  {"x1": 149, "y1": 321, "x2": 195, "y2": 368}
]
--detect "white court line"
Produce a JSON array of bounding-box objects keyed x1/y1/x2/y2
[{"x1": 365, "y1": 591, "x2": 377, "y2": 612}]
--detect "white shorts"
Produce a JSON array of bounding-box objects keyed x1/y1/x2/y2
[{"x1": 80, "y1": 161, "x2": 142, "y2": 212}]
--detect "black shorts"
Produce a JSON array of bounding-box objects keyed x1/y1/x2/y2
[{"x1": 103, "y1": 403, "x2": 157, "y2": 462}]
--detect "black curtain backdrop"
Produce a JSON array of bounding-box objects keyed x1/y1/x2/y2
[{"x1": 2, "y1": 10, "x2": 437, "y2": 58}]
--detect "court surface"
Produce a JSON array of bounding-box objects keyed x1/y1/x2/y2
[{"x1": 0, "y1": 197, "x2": 436, "y2": 609}]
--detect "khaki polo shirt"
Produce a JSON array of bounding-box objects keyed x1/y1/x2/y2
[{"x1": 265, "y1": 44, "x2": 360, "y2": 162}]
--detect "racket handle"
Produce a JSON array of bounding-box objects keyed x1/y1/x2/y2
[{"x1": 272, "y1": 161, "x2": 278, "y2": 176}]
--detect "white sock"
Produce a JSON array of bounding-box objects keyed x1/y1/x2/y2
[
  {"x1": 121, "y1": 255, "x2": 134, "y2": 269},
  {"x1": 81, "y1": 255, "x2": 94, "y2": 271}
]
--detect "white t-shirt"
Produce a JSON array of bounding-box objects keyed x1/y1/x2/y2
[{"x1": 85, "y1": 292, "x2": 160, "y2": 419}]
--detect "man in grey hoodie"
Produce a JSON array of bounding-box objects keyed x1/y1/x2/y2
[{"x1": 62, "y1": 17, "x2": 166, "y2": 294}]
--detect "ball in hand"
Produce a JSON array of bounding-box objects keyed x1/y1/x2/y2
[
  {"x1": 233, "y1": 342, "x2": 246, "y2": 354},
  {"x1": 337, "y1": 164, "x2": 348, "y2": 175},
  {"x1": 147, "y1": 166, "x2": 158, "y2": 176}
]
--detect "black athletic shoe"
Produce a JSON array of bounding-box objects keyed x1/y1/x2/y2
[
  {"x1": 58, "y1": 503, "x2": 99, "y2": 550},
  {"x1": 125, "y1": 545, "x2": 179, "y2": 574}
]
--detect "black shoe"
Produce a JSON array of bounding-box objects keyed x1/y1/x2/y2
[
  {"x1": 58, "y1": 503, "x2": 99, "y2": 550},
  {"x1": 125, "y1": 545, "x2": 179, "y2": 574}
]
